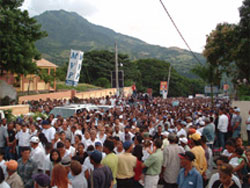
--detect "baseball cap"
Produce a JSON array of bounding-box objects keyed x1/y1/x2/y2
[
  {"x1": 168, "y1": 133, "x2": 177, "y2": 141},
  {"x1": 188, "y1": 128, "x2": 196, "y2": 134},
  {"x1": 123, "y1": 141, "x2": 133, "y2": 150},
  {"x1": 199, "y1": 121, "x2": 205, "y2": 126},
  {"x1": 179, "y1": 137, "x2": 188, "y2": 144},
  {"x1": 42, "y1": 120, "x2": 49, "y2": 125},
  {"x1": 95, "y1": 141, "x2": 102, "y2": 147},
  {"x1": 5, "y1": 160, "x2": 18, "y2": 171},
  {"x1": 189, "y1": 133, "x2": 201, "y2": 141},
  {"x1": 234, "y1": 108, "x2": 240, "y2": 112},
  {"x1": 178, "y1": 151, "x2": 195, "y2": 161},
  {"x1": 61, "y1": 156, "x2": 71, "y2": 167},
  {"x1": 36, "y1": 117, "x2": 42, "y2": 121},
  {"x1": 30, "y1": 136, "x2": 40, "y2": 144},
  {"x1": 90, "y1": 150, "x2": 102, "y2": 163},
  {"x1": 32, "y1": 173, "x2": 50, "y2": 187}
]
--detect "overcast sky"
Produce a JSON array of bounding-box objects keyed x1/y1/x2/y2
[{"x1": 22, "y1": 0, "x2": 244, "y2": 53}]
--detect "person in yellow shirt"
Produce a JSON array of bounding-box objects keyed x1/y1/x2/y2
[
  {"x1": 116, "y1": 141, "x2": 137, "y2": 188},
  {"x1": 189, "y1": 133, "x2": 207, "y2": 177}
]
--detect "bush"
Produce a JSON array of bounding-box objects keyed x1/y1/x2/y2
[{"x1": 94, "y1": 77, "x2": 110, "y2": 88}]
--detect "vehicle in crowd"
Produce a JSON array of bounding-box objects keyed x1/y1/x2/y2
[
  {"x1": 49, "y1": 104, "x2": 98, "y2": 118},
  {"x1": 49, "y1": 104, "x2": 114, "y2": 118}
]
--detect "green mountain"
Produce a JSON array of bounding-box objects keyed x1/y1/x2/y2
[{"x1": 35, "y1": 10, "x2": 205, "y2": 77}]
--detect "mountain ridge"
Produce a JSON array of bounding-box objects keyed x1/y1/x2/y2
[{"x1": 34, "y1": 10, "x2": 205, "y2": 77}]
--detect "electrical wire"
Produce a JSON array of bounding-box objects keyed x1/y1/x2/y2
[{"x1": 159, "y1": 0, "x2": 202, "y2": 65}]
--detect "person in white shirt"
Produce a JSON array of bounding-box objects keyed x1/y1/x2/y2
[
  {"x1": 65, "y1": 138, "x2": 76, "y2": 157},
  {"x1": 112, "y1": 125, "x2": 124, "y2": 142},
  {"x1": 44, "y1": 142, "x2": 53, "y2": 176},
  {"x1": 29, "y1": 124, "x2": 38, "y2": 137},
  {"x1": 15, "y1": 124, "x2": 31, "y2": 157},
  {"x1": 30, "y1": 136, "x2": 46, "y2": 172},
  {"x1": 97, "y1": 126, "x2": 106, "y2": 144},
  {"x1": 41, "y1": 120, "x2": 56, "y2": 143},
  {"x1": 52, "y1": 132, "x2": 61, "y2": 149},
  {"x1": 217, "y1": 108, "x2": 229, "y2": 149},
  {"x1": 57, "y1": 142, "x2": 71, "y2": 161},
  {"x1": 176, "y1": 122, "x2": 187, "y2": 138},
  {"x1": 82, "y1": 145, "x2": 95, "y2": 180},
  {"x1": 85, "y1": 129, "x2": 101, "y2": 149}
]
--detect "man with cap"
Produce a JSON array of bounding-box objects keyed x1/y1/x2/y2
[
  {"x1": 5, "y1": 160, "x2": 24, "y2": 188},
  {"x1": 231, "y1": 108, "x2": 242, "y2": 138},
  {"x1": 177, "y1": 151, "x2": 203, "y2": 188},
  {"x1": 162, "y1": 133, "x2": 184, "y2": 188},
  {"x1": 89, "y1": 150, "x2": 113, "y2": 188},
  {"x1": 61, "y1": 156, "x2": 73, "y2": 181},
  {"x1": 32, "y1": 173, "x2": 50, "y2": 188},
  {"x1": 179, "y1": 137, "x2": 190, "y2": 152},
  {"x1": 189, "y1": 133, "x2": 207, "y2": 176},
  {"x1": 41, "y1": 120, "x2": 56, "y2": 143},
  {"x1": 30, "y1": 136, "x2": 46, "y2": 172},
  {"x1": 116, "y1": 141, "x2": 137, "y2": 188}
]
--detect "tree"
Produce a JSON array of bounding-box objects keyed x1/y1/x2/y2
[
  {"x1": 0, "y1": 0, "x2": 47, "y2": 75},
  {"x1": 234, "y1": 0, "x2": 250, "y2": 83},
  {"x1": 203, "y1": 0, "x2": 250, "y2": 85}
]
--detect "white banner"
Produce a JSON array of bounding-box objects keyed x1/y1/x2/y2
[{"x1": 65, "y1": 49, "x2": 84, "y2": 86}]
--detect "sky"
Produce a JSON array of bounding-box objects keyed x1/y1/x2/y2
[{"x1": 22, "y1": 0, "x2": 244, "y2": 53}]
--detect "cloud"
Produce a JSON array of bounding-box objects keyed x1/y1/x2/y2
[{"x1": 22, "y1": 0, "x2": 98, "y2": 17}]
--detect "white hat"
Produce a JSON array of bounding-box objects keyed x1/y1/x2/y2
[
  {"x1": 36, "y1": 117, "x2": 42, "y2": 121},
  {"x1": 30, "y1": 136, "x2": 40, "y2": 144},
  {"x1": 119, "y1": 115, "x2": 123, "y2": 119},
  {"x1": 179, "y1": 137, "x2": 188, "y2": 144},
  {"x1": 234, "y1": 108, "x2": 240, "y2": 112},
  {"x1": 161, "y1": 131, "x2": 169, "y2": 137},
  {"x1": 199, "y1": 121, "x2": 205, "y2": 126}
]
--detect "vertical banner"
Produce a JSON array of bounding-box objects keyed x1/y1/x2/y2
[
  {"x1": 223, "y1": 84, "x2": 229, "y2": 91},
  {"x1": 160, "y1": 81, "x2": 168, "y2": 94},
  {"x1": 65, "y1": 49, "x2": 84, "y2": 86}
]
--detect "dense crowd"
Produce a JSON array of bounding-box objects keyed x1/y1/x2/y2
[{"x1": 0, "y1": 94, "x2": 250, "y2": 188}]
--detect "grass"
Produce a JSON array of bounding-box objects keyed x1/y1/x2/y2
[{"x1": 56, "y1": 82, "x2": 102, "y2": 92}]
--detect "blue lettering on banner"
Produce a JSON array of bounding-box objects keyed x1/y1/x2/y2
[
  {"x1": 78, "y1": 64, "x2": 81, "y2": 70},
  {"x1": 67, "y1": 72, "x2": 74, "y2": 79},
  {"x1": 71, "y1": 52, "x2": 79, "y2": 59},
  {"x1": 79, "y1": 54, "x2": 83, "y2": 60},
  {"x1": 70, "y1": 62, "x2": 75, "y2": 69},
  {"x1": 75, "y1": 73, "x2": 80, "y2": 80}
]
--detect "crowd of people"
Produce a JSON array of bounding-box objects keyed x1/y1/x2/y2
[{"x1": 0, "y1": 94, "x2": 250, "y2": 188}]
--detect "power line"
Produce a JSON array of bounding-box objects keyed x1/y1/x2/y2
[{"x1": 159, "y1": 0, "x2": 202, "y2": 65}]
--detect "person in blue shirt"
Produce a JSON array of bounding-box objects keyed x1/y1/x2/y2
[{"x1": 177, "y1": 151, "x2": 203, "y2": 188}]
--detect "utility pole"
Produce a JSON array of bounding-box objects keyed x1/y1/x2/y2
[
  {"x1": 115, "y1": 42, "x2": 119, "y2": 97},
  {"x1": 166, "y1": 65, "x2": 171, "y2": 98}
]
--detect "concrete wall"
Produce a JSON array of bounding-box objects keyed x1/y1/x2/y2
[
  {"x1": 18, "y1": 90, "x2": 73, "y2": 103},
  {"x1": 0, "y1": 105, "x2": 29, "y2": 116},
  {"x1": 18, "y1": 87, "x2": 133, "y2": 103},
  {"x1": 232, "y1": 101, "x2": 250, "y2": 141}
]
